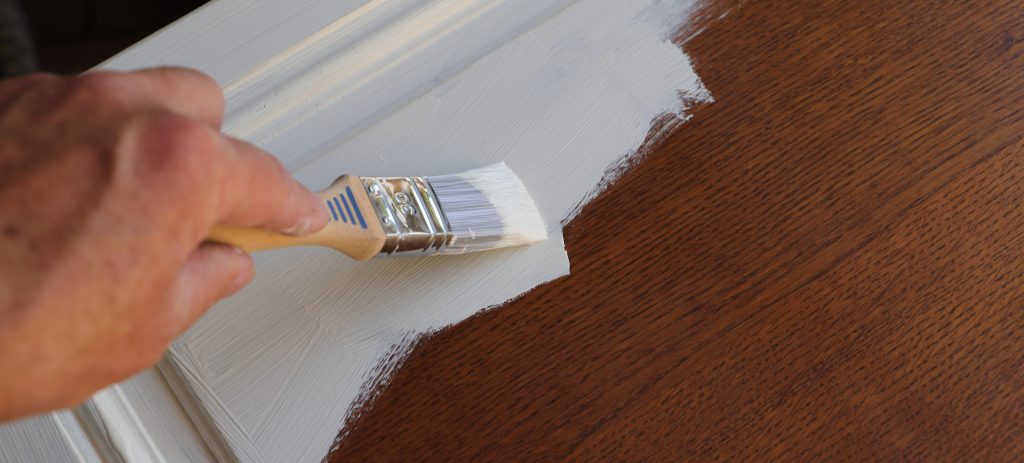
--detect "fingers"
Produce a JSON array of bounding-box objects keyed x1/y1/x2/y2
[
  {"x1": 121, "y1": 66, "x2": 324, "y2": 235},
  {"x1": 169, "y1": 242, "x2": 254, "y2": 328},
  {"x1": 0, "y1": 67, "x2": 224, "y2": 128},
  {"x1": 80, "y1": 67, "x2": 225, "y2": 128},
  {"x1": 134, "y1": 67, "x2": 225, "y2": 128},
  {"x1": 0, "y1": 73, "x2": 59, "y2": 108},
  {"x1": 212, "y1": 136, "x2": 329, "y2": 234},
  {"x1": 108, "y1": 68, "x2": 324, "y2": 237}
]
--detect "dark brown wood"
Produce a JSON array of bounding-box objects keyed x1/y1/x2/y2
[{"x1": 328, "y1": 1, "x2": 1024, "y2": 460}]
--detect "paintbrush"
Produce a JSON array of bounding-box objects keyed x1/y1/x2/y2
[{"x1": 208, "y1": 162, "x2": 546, "y2": 259}]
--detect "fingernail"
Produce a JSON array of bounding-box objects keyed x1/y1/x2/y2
[{"x1": 283, "y1": 217, "x2": 313, "y2": 235}]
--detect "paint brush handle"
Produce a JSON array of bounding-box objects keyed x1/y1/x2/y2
[{"x1": 207, "y1": 175, "x2": 386, "y2": 260}]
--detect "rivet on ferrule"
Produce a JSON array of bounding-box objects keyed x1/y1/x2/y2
[{"x1": 361, "y1": 176, "x2": 453, "y2": 255}]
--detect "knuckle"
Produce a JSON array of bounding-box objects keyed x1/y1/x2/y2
[
  {"x1": 14, "y1": 72, "x2": 59, "y2": 89},
  {"x1": 172, "y1": 66, "x2": 218, "y2": 89},
  {"x1": 71, "y1": 72, "x2": 129, "y2": 97},
  {"x1": 31, "y1": 72, "x2": 133, "y2": 121},
  {"x1": 178, "y1": 67, "x2": 219, "y2": 91},
  {"x1": 150, "y1": 66, "x2": 224, "y2": 109},
  {"x1": 66, "y1": 72, "x2": 131, "y2": 107},
  {"x1": 2, "y1": 73, "x2": 62, "y2": 112},
  {"x1": 129, "y1": 112, "x2": 217, "y2": 182}
]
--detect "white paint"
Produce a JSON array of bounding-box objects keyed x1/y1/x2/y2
[
  {"x1": 79, "y1": 387, "x2": 166, "y2": 462},
  {"x1": 111, "y1": 369, "x2": 219, "y2": 462},
  {"x1": 0, "y1": 411, "x2": 100, "y2": 462},
  {"x1": 1, "y1": 0, "x2": 710, "y2": 461},
  {"x1": 106, "y1": 0, "x2": 375, "y2": 86},
  {"x1": 107, "y1": 0, "x2": 581, "y2": 171},
  {"x1": 430, "y1": 163, "x2": 549, "y2": 253},
  {"x1": 77, "y1": 373, "x2": 220, "y2": 463},
  {"x1": 0, "y1": 373, "x2": 217, "y2": 463},
  {"x1": 168, "y1": 0, "x2": 709, "y2": 461}
]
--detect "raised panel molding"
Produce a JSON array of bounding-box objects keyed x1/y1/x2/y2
[{"x1": 109, "y1": 0, "x2": 578, "y2": 171}]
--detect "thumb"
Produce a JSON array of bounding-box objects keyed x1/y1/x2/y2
[{"x1": 170, "y1": 242, "x2": 254, "y2": 330}]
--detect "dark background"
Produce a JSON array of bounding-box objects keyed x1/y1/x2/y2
[{"x1": 22, "y1": 0, "x2": 207, "y2": 73}]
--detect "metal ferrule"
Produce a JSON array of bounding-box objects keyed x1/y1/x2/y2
[{"x1": 361, "y1": 176, "x2": 453, "y2": 255}]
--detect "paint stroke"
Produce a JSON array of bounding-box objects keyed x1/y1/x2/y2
[
  {"x1": 166, "y1": 0, "x2": 710, "y2": 462},
  {"x1": 0, "y1": 411, "x2": 101, "y2": 462}
]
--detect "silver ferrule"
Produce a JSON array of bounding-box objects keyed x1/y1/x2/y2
[{"x1": 361, "y1": 176, "x2": 453, "y2": 255}]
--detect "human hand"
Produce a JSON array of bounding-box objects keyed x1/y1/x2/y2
[{"x1": 0, "y1": 68, "x2": 327, "y2": 421}]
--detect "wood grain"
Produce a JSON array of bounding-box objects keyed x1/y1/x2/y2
[{"x1": 327, "y1": 0, "x2": 1024, "y2": 460}]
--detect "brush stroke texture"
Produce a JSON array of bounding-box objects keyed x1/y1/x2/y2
[
  {"x1": 81, "y1": 0, "x2": 711, "y2": 461},
  {"x1": 0, "y1": 412, "x2": 101, "y2": 462}
]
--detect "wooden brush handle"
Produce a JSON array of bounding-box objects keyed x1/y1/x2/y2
[{"x1": 208, "y1": 175, "x2": 386, "y2": 260}]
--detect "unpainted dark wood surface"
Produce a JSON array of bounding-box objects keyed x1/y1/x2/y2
[{"x1": 328, "y1": 0, "x2": 1024, "y2": 460}]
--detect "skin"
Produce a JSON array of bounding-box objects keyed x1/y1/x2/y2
[{"x1": 0, "y1": 67, "x2": 328, "y2": 421}]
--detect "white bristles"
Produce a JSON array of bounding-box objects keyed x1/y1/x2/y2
[{"x1": 428, "y1": 162, "x2": 547, "y2": 254}]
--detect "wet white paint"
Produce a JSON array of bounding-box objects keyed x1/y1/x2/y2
[
  {"x1": 165, "y1": 1, "x2": 711, "y2": 461},
  {"x1": 0, "y1": 412, "x2": 100, "y2": 462},
  {"x1": 0, "y1": 0, "x2": 711, "y2": 461}
]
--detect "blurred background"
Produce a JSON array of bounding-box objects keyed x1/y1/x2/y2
[{"x1": 3, "y1": 0, "x2": 207, "y2": 76}]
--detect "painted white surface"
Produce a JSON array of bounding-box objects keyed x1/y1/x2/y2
[
  {"x1": 0, "y1": 411, "x2": 101, "y2": 462},
  {"x1": 166, "y1": 0, "x2": 709, "y2": 461},
  {"x1": 105, "y1": 0, "x2": 375, "y2": 86},
  {"x1": 84, "y1": 371, "x2": 217, "y2": 462},
  {"x1": 0, "y1": 0, "x2": 710, "y2": 461},
  {"x1": 0, "y1": 373, "x2": 216, "y2": 463}
]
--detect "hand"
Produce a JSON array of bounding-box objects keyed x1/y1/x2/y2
[{"x1": 0, "y1": 68, "x2": 327, "y2": 421}]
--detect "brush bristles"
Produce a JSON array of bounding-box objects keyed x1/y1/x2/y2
[{"x1": 428, "y1": 163, "x2": 547, "y2": 254}]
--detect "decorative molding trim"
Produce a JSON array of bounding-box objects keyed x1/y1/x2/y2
[
  {"x1": 155, "y1": 357, "x2": 237, "y2": 463},
  {"x1": 77, "y1": 387, "x2": 164, "y2": 463},
  {"x1": 0, "y1": 410, "x2": 103, "y2": 462},
  {"x1": 56, "y1": 410, "x2": 107, "y2": 463},
  {"x1": 216, "y1": 0, "x2": 578, "y2": 169}
]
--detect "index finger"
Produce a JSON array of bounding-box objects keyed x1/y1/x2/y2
[
  {"x1": 212, "y1": 136, "x2": 328, "y2": 235},
  {"x1": 84, "y1": 67, "x2": 225, "y2": 128}
]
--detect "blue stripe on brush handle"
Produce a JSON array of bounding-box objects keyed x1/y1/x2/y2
[
  {"x1": 327, "y1": 200, "x2": 339, "y2": 222},
  {"x1": 346, "y1": 187, "x2": 368, "y2": 229},
  {"x1": 332, "y1": 197, "x2": 347, "y2": 223}
]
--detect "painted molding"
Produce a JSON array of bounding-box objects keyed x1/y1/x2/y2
[
  {"x1": 78, "y1": 387, "x2": 164, "y2": 462},
  {"x1": 106, "y1": 0, "x2": 579, "y2": 171},
  {"x1": 48, "y1": 368, "x2": 218, "y2": 463},
  {"x1": 1, "y1": 0, "x2": 710, "y2": 461},
  {"x1": 220, "y1": 0, "x2": 579, "y2": 168},
  {"x1": 0, "y1": 410, "x2": 102, "y2": 462}
]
